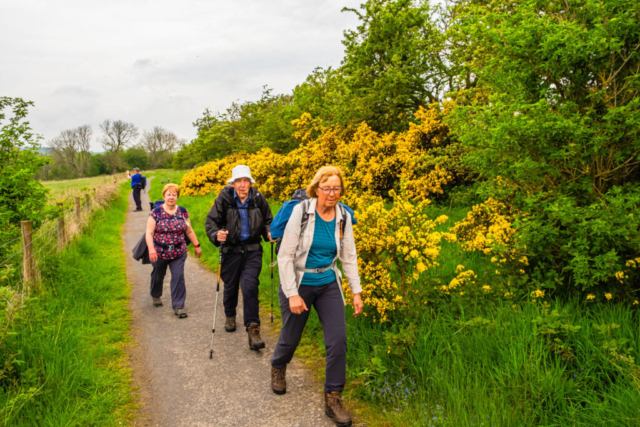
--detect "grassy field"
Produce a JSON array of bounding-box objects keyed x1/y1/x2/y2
[
  {"x1": 149, "y1": 171, "x2": 640, "y2": 426},
  {"x1": 0, "y1": 182, "x2": 135, "y2": 425},
  {"x1": 45, "y1": 174, "x2": 126, "y2": 200}
]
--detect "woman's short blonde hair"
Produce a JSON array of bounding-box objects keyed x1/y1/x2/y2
[
  {"x1": 162, "y1": 183, "x2": 181, "y2": 198},
  {"x1": 306, "y1": 166, "x2": 347, "y2": 199}
]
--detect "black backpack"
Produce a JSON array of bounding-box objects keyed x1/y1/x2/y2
[{"x1": 140, "y1": 176, "x2": 147, "y2": 190}]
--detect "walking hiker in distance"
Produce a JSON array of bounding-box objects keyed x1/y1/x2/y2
[
  {"x1": 127, "y1": 167, "x2": 145, "y2": 212},
  {"x1": 271, "y1": 165, "x2": 363, "y2": 427},
  {"x1": 146, "y1": 183, "x2": 202, "y2": 318},
  {"x1": 205, "y1": 165, "x2": 274, "y2": 350}
]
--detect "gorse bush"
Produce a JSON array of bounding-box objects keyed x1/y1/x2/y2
[{"x1": 181, "y1": 105, "x2": 467, "y2": 322}]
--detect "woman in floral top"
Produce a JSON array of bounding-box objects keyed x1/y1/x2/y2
[{"x1": 145, "y1": 183, "x2": 202, "y2": 318}]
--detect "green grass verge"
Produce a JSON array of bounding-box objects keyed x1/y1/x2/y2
[
  {"x1": 0, "y1": 182, "x2": 134, "y2": 425},
  {"x1": 149, "y1": 170, "x2": 640, "y2": 426}
]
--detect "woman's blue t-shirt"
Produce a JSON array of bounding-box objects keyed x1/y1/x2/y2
[{"x1": 300, "y1": 212, "x2": 337, "y2": 286}]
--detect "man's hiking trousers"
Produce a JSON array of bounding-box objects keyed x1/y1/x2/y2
[{"x1": 221, "y1": 248, "x2": 262, "y2": 328}]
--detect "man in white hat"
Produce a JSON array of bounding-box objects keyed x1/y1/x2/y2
[{"x1": 205, "y1": 165, "x2": 274, "y2": 350}]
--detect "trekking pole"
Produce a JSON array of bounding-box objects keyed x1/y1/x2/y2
[
  {"x1": 209, "y1": 232, "x2": 226, "y2": 359},
  {"x1": 270, "y1": 242, "x2": 274, "y2": 323}
]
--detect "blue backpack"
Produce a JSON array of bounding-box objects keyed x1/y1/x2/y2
[{"x1": 271, "y1": 189, "x2": 356, "y2": 254}]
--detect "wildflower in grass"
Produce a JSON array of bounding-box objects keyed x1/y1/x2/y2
[
  {"x1": 605, "y1": 293, "x2": 612, "y2": 300},
  {"x1": 482, "y1": 285, "x2": 491, "y2": 292},
  {"x1": 615, "y1": 271, "x2": 625, "y2": 283},
  {"x1": 531, "y1": 289, "x2": 545, "y2": 298},
  {"x1": 587, "y1": 294, "x2": 596, "y2": 300},
  {"x1": 634, "y1": 300, "x2": 639, "y2": 305}
]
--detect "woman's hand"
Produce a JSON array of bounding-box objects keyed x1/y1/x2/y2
[
  {"x1": 353, "y1": 293, "x2": 363, "y2": 317},
  {"x1": 289, "y1": 295, "x2": 308, "y2": 315},
  {"x1": 217, "y1": 230, "x2": 228, "y2": 242},
  {"x1": 195, "y1": 246, "x2": 202, "y2": 258},
  {"x1": 149, "y1": 250, "x2": 158, "y2": 263}
]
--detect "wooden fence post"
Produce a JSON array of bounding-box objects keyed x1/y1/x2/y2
[
  {"x1": 21, "y1": 220, "x2": 34, "y2": 289},
  {"x1": 75, "y1": 197, "x2": 82, "y2": 225},
  {"x1": 57, "y1": 203, "x2": 65, "y2": 252},
  {"x1": 84, "y1": 194, "x2": 91, "y2": 213}
]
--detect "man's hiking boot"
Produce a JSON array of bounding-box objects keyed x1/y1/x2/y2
[
  {"x1": 224, "y1": 316, "x2": 236, "y2": 332},
  {"x1": 247, "y1": 323, "x2": 265, "y2": 350},
  {"x1": 324, "y1": 391, "x2": 352, "y2": 427},
  {"x1": 174, "y1": 308, "x2": 187, "y2": 318},
  {"x1": 271, "y1": 366, "x2": 286, "y2": 395},
  {"x1": 152, "y1": 297, "x2": 163, "y2": 307}
]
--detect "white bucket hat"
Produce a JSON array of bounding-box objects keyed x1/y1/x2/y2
[{"x1": 227, "y1": 165, "x2": 255, "y2": 185}]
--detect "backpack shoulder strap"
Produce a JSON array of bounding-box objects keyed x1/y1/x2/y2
[
  {"x1": 338, "y1": 205, "x2": 347, "y2": 251},
  {"x1": 300, "y1": 199, "x2": 311, "y2": 232}
]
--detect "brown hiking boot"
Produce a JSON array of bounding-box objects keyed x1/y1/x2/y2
[
  {"x1": 271, "y1": 366, "x2": 287, "y2": 395},
  {"x1": 325, "y1": 391, "x2": 352, "y2": 426},
  {"x1": 247, "y1": 323, "x2": 265, "y2": 350},
  {"x1": 224, "y1": 316, "x2": 236, "y2": 332}
]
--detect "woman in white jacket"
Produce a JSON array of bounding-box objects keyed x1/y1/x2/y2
[{"x1": 270, "y1": 166, "x2": 363, "y2": 427}]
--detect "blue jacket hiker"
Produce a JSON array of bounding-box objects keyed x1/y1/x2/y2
[{"x1": 128, "y1": 168, "x2": 146, "y2": 211}]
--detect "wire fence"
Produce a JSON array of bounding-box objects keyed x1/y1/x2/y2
[{"x1": 0, "y1": 177, "x2": 126, "y2": 297}]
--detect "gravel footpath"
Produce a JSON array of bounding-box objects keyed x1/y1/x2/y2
[{"x1": 123, "y1": 179, "x2": 335, "y2": 427}]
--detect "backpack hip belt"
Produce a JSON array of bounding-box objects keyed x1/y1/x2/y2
[{"x1": 296, "y1": 262, "x2": 335, "y2": 274}]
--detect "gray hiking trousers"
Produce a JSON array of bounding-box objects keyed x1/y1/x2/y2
[
  {"x1": 150, "y1": 252, "x2": 187, "y2": 309},
  {"x1": 271, "y1": 280, "x2": 347, "y2": 393}
]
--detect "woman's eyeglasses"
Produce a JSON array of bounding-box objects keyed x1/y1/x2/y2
[{"x1": 319, "y1": 186, "x2": 342, "y2": 195}]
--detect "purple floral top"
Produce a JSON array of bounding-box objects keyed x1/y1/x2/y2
[{"x1": 150, "y1": 206, "x2": 189, "y2": 260}]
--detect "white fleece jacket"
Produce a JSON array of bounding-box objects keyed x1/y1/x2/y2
[{"x1": 277, "y1": 198, "x2": 362, "y2": 304}]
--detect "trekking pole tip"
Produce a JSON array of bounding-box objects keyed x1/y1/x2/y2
[{"x1": 209, "y1": 349, "x2": 213, "y2": 359}]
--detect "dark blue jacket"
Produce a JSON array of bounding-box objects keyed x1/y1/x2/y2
[{"x1": 131, "y1": 173, "x2": 142, "y2": 188}]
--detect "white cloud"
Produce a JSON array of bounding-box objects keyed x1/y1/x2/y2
[{"x1": 0, "y1": 0, "x2": 361, "y2": 151}]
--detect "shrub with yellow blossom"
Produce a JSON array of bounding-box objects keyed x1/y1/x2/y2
[
  {"x1": 451, "y1": 197, "x2": 529, "y2": 281},
  {"x1": 181, "y1": 103, "x2": 465, "y2": 204},
  {"x1": 341, "y1": 191, "x2": 448, "y2": 322}
]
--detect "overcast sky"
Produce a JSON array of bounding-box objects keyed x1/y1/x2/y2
[{"x1": 0, "y1": 0, "x2": 362, "y2": 151}]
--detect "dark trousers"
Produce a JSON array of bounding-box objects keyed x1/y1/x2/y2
[
  {"x1": 220, "y1": 249, "x2": 263, "y2": 328},
  {"x1": 271, "y1": 281, "x2": 347, "y2": 393},
  {"x1": 150, "y1": 253, "x2": 187, "y2": 309},
  {"x1": 132, "y1": 186, "x2": 142, "y2": 210}
]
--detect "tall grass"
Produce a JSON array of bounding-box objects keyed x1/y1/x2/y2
[
  {"x1": 152, "y1": 171, "x2": 640, "y2": 426},
  {"x1": 0, "y1": 182, "x2": 134, "y2": 425}
]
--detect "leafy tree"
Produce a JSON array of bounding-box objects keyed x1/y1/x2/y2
[
  {"x1": 121, "y1": 146, "x2": 149, "y2": 170},
  {"x1": 87, "y1": 153, "x2": 111, "y2": 176},
  {"x1": 173, "y1": 88, "x2": 298, "y2": 168},
  {"x1": 449, "y1": 0, "x2": 640, "y2": 292},
  {"x1": 0, "y1": 97, "x2": 50, "y2": 256},
  {"x1": 340, "y1": 0, "x2": 453, "y2": 132}
]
